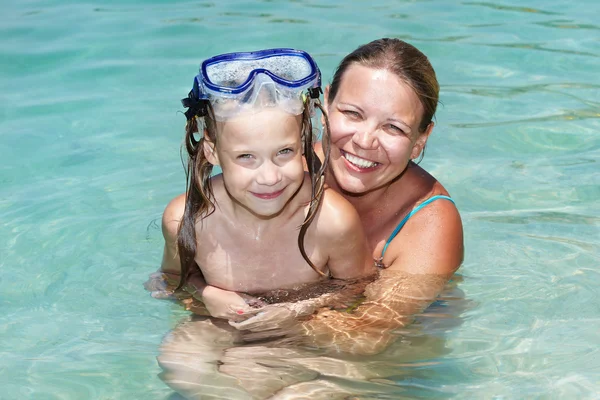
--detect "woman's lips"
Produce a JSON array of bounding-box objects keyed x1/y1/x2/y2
[
  {"x1": 251, "y1": 189, "x2": 284, "y2": 200},
  {"x1": 341, "y1": 150, "x2": 380, "y2": 171}
]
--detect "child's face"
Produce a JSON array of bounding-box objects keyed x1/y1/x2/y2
[{"x1": 210, "y1": 108, "x2": 305, "y2": 218}]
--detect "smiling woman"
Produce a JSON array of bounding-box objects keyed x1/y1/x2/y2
[{"x1": 323, "y1": 38, "x2": 463, "y2": 274}]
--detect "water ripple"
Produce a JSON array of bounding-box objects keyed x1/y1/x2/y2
[
  {"x1": 473, "y1": 210, "x2": 600, "y2": 226},
  {"x1": 450, "y1": 108, "x2": 600, "y2": 128},
  {"x1": 391, "y1": 33, "x2": 472, "y2": 42},
  {"x1": 474, "y1": 42, "x2": 599, "y2": 58},
  {"x1": 444, "y1": 82, "x2": 600, "y2": 107},
  {"x1": 535, "y1": 19, "x2": 600, "y2": 31},
  {"x1": 268, "y1": 18, "x2": 309, "y2": 24},
  {"x1": 462, "y1": 2, "x2": 561, "y2": 15}
]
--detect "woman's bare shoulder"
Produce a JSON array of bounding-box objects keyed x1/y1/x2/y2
[{"x1": 386, "y1": 175, "x2": 463, "y2": 276}]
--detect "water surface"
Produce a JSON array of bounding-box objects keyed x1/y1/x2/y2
[{"x1": 1, "y1": 0, "x2": 599, "y2": 398}]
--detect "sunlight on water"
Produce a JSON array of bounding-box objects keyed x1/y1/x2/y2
[{"x1": 1, "y1": 0, "x2": 599, "y2": 398}]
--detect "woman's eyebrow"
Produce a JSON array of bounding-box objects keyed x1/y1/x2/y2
[{"x1": 337, "y1": 102, "x2": 363, "y2": 111}]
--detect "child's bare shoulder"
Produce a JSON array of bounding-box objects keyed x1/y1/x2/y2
[
  {"x1": 162, "y1": 193, "x2": 186, "y2": 238},
  {"x1": 315, "y1": 187, "x2": 362, "y2": 238},
  {"x1": 162, "y1": 175, "x2": 225, "y2": 236}
]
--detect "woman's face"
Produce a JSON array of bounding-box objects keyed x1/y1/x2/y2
[{"x1": 326, "y1": 64, "x2": 432, "y2": 194}]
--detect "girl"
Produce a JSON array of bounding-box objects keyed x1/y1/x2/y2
[{"x1": 156, "y1": 49, "x2": 377, "y2": 399}]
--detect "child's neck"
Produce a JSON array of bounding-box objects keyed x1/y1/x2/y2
[{"x1": 223, "y1": 188, "x2": 305, "y2": 233}]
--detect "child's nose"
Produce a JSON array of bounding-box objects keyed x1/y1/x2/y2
[{"x1": 256, "y1": 162, "x2": 281, "y2": 186}]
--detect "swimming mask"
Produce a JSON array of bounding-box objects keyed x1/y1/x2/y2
[{"x1": 182, "y1": 48, "x2": 321, "y2": 121}]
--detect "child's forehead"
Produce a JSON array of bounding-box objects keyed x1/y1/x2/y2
[
  {"x1": 218, "y1": 108, "x2": 301, "y2": 132},
  {"x1": 216, "y1": 109, "x2": 303, "y2": 147}
]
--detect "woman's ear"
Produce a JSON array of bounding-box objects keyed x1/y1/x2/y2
[
  {"x1": 202, "y1": 132, "x2": 219, "y2": 165},
  {"x1": 411, "y1": 122, "x2": 434, "y2": 160}
]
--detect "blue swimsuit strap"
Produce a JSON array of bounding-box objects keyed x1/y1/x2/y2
[{"x1": 381, "y1": 195, "x2": 455, "y2": 258}]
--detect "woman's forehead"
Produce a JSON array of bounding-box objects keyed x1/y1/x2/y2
[{"x1": 337, "y1": 65, "x2": 423, "y2": 126}]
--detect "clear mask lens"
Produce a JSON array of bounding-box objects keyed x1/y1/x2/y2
[{"x1": 192, "y1": 49, "x2": 320, "y2": 121}]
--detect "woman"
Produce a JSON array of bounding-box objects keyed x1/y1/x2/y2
[{"x1": 156, "y1": 38, "x2": 463, "y2": 355}]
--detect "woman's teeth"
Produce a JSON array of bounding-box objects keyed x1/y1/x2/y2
[{"x1": 344, "y1": 152, "x2": 377, "y2": 168}]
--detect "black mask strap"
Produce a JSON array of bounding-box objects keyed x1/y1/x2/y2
[
  {"x1": 308, "y1": 87, "x2": 322, "y2": 99},
  {"x1": 181, "y1": 91, "x2": 209, "y2": 120}
]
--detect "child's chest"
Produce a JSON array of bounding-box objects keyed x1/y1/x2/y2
[{"x1": 195, "y1": 220, "x2": 326, "y2": 293}]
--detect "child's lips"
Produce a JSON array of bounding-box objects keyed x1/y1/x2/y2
[{"x1": 251, "y1": 189, "x2": 284, "y2": 200}]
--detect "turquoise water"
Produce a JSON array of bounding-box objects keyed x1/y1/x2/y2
[{"x1": 2, "y1": 0, "x2": 599, "y2": 398}]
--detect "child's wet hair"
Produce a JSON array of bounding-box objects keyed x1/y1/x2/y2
[{"x1": 176, "y1": 97, "x2": 331, "y2": 291}]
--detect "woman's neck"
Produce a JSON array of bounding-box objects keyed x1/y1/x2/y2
[
  {"x1": 326, "y1": 163, "x2": 409, "y2": 215},
  {"x1": 327, "y1": 162, "x2": 437, "y2": 222},
  {"x1": 339, "y1": 183, "x2": 392, "y2": 216}
]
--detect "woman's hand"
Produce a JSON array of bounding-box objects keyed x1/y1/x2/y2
[
  {"x1": 229, "y1": 278, "x2": 373, "y2": 333},
  {"x1": 228, "y1": 300, "x2": 319, "y2": 332}
]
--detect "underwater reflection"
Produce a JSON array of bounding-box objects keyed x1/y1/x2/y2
[{"x1": 157, "y1": 271, "x2": 472, "y2": 399}]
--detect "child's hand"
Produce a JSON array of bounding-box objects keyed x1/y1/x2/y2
[
  {"x1": 144, "y1": 271, "x2": 179, "y2": 299},
  {"x1": 198, "y1": 285, "x2": 266, "y2": 321}
]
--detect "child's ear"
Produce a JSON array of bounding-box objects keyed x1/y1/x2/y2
[
  {"x1": 411, "y1": 122, "x2": 434, "y2": 160},
  {"x1": 202, "y1": 132, "x2": 219, "y2": 165}
]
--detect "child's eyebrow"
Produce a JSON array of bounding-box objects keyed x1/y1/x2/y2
[{"x1": 279, "y1": 142, "x2": 299, "y2": 148}]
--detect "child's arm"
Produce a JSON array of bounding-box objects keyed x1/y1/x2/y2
[
  {"x1": 156, "y1": 194, "x2": 260, "y2": 319},
  {"x1": 160, "y1": 194, "x2": 186, "y2": 276},
  {"x1": 317, "y1": 189, "x2": 376, "y2": 280}
]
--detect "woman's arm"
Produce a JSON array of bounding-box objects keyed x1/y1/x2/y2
[{"x1": 239, "y1": 269, "x2": 450, "y2": 355}]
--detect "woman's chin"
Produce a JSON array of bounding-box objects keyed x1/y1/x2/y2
[
  {"x1": 329, "y1": 164, "x2": 377, "y2": 195},
  {"x1": 336, "y1": 177, "x2": 374, "y2": 195}
]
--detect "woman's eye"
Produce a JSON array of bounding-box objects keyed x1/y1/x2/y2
[
  {"x1": 342, "y1": 110, "x2": 361, "y2": 119},
  {"x1": 388, "y1": 124, "x2": 405, "y2": 135}
]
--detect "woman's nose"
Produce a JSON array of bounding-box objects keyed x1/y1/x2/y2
[{"x1": 351, "y1": 125, "x2": 379, "y2": 149}]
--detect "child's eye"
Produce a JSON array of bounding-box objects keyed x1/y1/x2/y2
[
  {"x1": 237, "y1": 154, "x2": 253, "y2": 160},
  {"x1": 278, "y1": 148, "x2": 294, "y2": 156}
]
